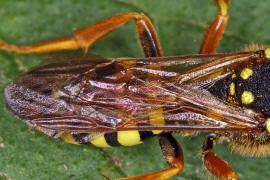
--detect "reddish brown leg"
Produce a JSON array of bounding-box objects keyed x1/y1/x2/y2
[
  {"x1": 114, "y1": 133, "x2": 183, "y2": 180},
  {"x1": 202, "y1": 133, "x2": 238, "y2": 180},
  {"x1": 200, "y1": 0, "x2": 229, "y2": 54},
  {"x1": 0, "y1": 13, "x2": 162, "y2": 57}
]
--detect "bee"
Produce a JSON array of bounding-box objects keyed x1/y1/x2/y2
[{"x1": 2, "y1": 0, "x2": 270, "y2": 179}]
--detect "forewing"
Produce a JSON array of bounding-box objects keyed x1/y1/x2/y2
[
  {"x1": 5, "y1": 52, "x2": 264, "y2": 134},
  {"x1": 29, "y1": 79, "x2": 262, "y2": 133}
]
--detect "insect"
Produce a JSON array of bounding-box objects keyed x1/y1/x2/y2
[{"x1": 2, "y1": 0, "x2": 270, "y2": 179}]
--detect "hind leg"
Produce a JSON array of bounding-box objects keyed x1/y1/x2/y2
[
  {"x1": 202, "y1": 133, "x2": 238, "y2": 180},
  {"x1": 114, "y1": 133, "x2": 184, "y2": 180}
]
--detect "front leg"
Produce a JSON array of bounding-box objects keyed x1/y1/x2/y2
[{"x1": 202, "y1": 133, "x2": 238, "y2": 180}]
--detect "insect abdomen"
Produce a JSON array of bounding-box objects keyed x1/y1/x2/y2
[{"x1": 60, "y1": 131, "x2": 155, "y2": 148}]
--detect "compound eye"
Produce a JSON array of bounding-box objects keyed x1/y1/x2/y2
[{"x1": 266, "y1": 118, "x2": 270, "y2": 133}]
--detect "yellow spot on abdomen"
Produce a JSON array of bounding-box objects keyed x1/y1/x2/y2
[
  {"x1": 117, "y1": 130, "x2": 142, "y2": 146},
  {"x1": 183, "y1": 132, "x2": 190, "y2": 136},
  {"x1": 266, "y1": 118, "x2": 270, "y2": 133},
  {"x1": 241, "y1": 91, "x2": 254, "y2": 104},
  {"x1": 240, "y1": 68, "x2": 253, "y2": 80},
  {"x1": 149, "y1": 108, "x2": 165, "y2": 134},
  {"x1": 232, "y1": 74, "x2": 236, "y2": 79},
  {"x1": 91, "y1": 135, "x2": 111, "y2": 148},
  {"x1": 60, "y1": 132, "x2": 79, "y2": 145},
  {"x1": 265, "y1": 48, "x2": 270, "y2": 59},
  {"x1": 229, "y1": 83, "x2": 235, "y2": 95}
]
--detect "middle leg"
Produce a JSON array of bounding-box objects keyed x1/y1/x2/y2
[
  {"x1": 0, "y1": 13, "x2": 163, "y2": 57},
  {"x1": 200, "y1": 0, "x2": 230, "y2": 54}
]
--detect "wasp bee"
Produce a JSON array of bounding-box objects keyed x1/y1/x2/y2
[{"x1": 2, "y1": 0, "x2": 270, "y2": 179}]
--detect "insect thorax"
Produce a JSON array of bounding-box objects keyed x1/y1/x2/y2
[
  {"x1": 208, "y1": 61, "x2": 270, "y2": 117},
  {"x1": 225, "y1": 131, "x2": 270, "y2": 157}
]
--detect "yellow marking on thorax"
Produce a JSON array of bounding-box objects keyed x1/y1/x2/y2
[
  {"x1": 266, "y1": 118, "x2": 270, "y2": 133},
  {"x1": 60, "y1": 132, "x2": 79, "y2": 145},
  {"x1": 229, "y1": 83, "x2": 235, "y2": 95},
  {"x1": 265, "y1": 48, "x2": 270, "y2": 59},
  {"x1": 117, "y1": 130, "x2": 142, "y2": 146},
  {"x1": 240, "y1": 68, "x2": 253, "y2": 80},
  {"x1": 232, "y1": 73, "x2": 236, "y2": 79},
  {"x1": 90, "y1": 135, "x2": 111, "y2": 148},
  {"x1": 149, "y1": 108, "x2": 165, "y2": 134},
  {"x1": 227, "y1": 96, "x2": 238, "y2": 104},
  {"x1": 241, "y1": 91, "x2": 254, "y2": 104}
]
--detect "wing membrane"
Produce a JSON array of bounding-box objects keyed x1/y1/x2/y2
[
  {"x1": 28, "y1": 79, "x2": 262, "y2": 133},
  {"x1": 5, "y1": 52, "x2": 264, "y2": 134}
]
